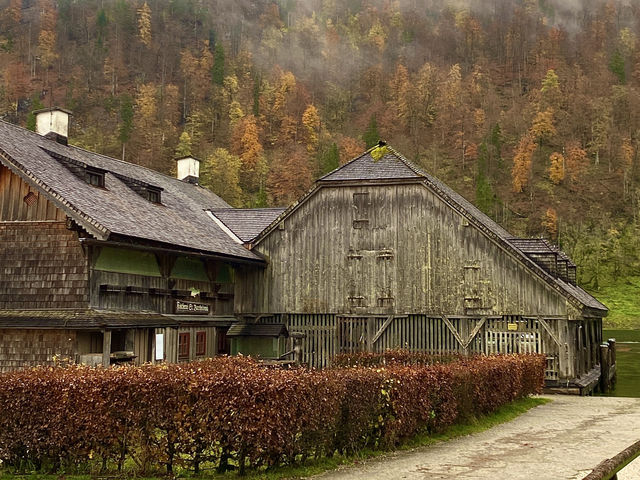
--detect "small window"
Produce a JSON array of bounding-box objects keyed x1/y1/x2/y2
[
  {"x1": 146, "y1": 188, "x2": 162, "y2": 204},
  {"x1": 178, "y1": 332, "x2": 190, "y2": 359},
  {"x1": 86, "y1": 168, "x2": 105, "y2": 187},
  {"x1": 353, "y1": 192, "x2": 370, "y2": 228},
  {"x1": 195, "y1": 331, "x2": 206, "y2": 356}
]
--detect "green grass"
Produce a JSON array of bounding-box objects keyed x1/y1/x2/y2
[
  {"x1": 0, "y1": 396, "x2": 549, "y2": 480},
  {"x1": 590, "y1": 276, "x2": 640, "y2": 329}
]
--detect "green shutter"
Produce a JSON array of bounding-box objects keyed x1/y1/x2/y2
[
  {"x1": 170, "y1": 256, "x2": 210, "y2": 282},
  {"x1": 94, "y1": 247, "x2": 161, "y2": 277}
]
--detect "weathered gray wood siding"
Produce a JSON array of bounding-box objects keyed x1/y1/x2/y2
[{"x1": 236, "y1": 183, "x2": 579, "y2": 319}]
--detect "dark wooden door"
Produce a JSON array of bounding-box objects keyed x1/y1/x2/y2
[
  {"x1": 216, "y1": 327, "x2": 231, "y2": 355},
  {"x1": 337, "y1": 316, "x2": 369, "y2": 353}
]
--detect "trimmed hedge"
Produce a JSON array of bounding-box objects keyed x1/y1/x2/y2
[{"x1": 0, "y1": 354, "x2": 545, "y2": 475}]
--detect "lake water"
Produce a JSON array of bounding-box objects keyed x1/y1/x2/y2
[{"x1": 603, "y1": 329, "x2": 640, "y2": 398}]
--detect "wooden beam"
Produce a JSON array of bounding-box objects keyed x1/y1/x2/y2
[
  {"x1": 538, "y1": 317, "x2": 562, "y2": 347},
  {"x1": 464, "y1": 317, "x2": 487, "y2": 348},
  {"x1": 102, "y1": 330, "x2": 111, "y2": 367},
  {"x1": 442, "y1": 316, "x2": 465, "y2": 347},
  {"x1": 372, "y1": 315, "x2": 394, "y2": 345}
]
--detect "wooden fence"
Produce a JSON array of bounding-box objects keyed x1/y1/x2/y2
[{"x1": 258, "y1": 313, "x2": 565, "y2": 378}]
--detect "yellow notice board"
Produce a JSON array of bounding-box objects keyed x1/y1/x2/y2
[{"x1": 507, "y1": 323, "x2": 518, "y2": 331}]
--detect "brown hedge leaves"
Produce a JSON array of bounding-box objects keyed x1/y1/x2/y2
[{"x1": 0, "y1": 354, "x2": 545, "y2": 475}]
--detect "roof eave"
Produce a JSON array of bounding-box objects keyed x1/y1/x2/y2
[{"x1": 0, "y1": 150, "x2": 110, "y2": 240}]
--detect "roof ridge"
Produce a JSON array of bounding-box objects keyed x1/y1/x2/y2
[
  {"x1": 317, "y1": 143, "x2": 380, "y2": 181},
  {"x1": 0, "y1": 119, "x2": 211, "y2": 191}
]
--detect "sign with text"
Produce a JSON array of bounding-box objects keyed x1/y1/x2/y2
[
  {"x1": 175, "y1": 300, "x2": 210, "y2": 315},
  {"x1": 507, "y1": 322, "x2": 518, "y2": 331}
]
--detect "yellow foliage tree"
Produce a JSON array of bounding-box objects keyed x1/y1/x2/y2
[
  {"x1": 301, "y1": 104, "x2": 320, "y2": 153},
  {"x1": 389, "y1": 64, "x2": 410, "y2": 128},
  {"x1": 137, "y1": 1, "x2": 152, "y2": 47},
  {"x1": 511, "y1": 135, "x2": 537, "y2": 192},
  {"x1": 529, "y1": 108, "x2": 556, "y2": 143},
  {"x1": 200, "y1": 148, "x2": 243, "y2": 207},
  {"x1": 542, "y1": 208, "x2": 558, "y2": 240},
  {"x1": 548, "y1": 152, "x2": 565, "y2": 184}
]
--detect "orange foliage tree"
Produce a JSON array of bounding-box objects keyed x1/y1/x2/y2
[
  {"x1": 565, "y1": 141, "x2": 588, "y2": 184},
  {"x1": 267, "y1": 145, "x2": 313, "y2": 205},
  {"x1": 338, "y1": 136, "x2": 366, "y2": 165},
  {"x1": 511, "y1": 135, "x2": 537, "y2": 192}
]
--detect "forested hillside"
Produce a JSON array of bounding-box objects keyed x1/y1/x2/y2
[{"x1": 0, "y1": 0, "x2": 639, "y2": 307}]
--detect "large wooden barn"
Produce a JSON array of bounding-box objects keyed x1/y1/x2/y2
[
  {"x1": 225, "y1": 143, "x2": 609, "y2": 393},
  {"x1": 0, "y1": 110, "x2": 610, "y2": 393}
]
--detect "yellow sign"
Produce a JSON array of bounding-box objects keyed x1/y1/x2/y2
[{"x1": 507, "y1": 323, "x2": 518, "y2": 331}]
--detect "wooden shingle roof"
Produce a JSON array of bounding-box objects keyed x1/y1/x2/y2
[
  {"x1": 209, "y1": 208, "x2": 286, "y2": 242},
  {"x1": 0, "y1": 120, "x2": 262, "y2": 263},
  {"x1": 0, "y1": 309, "x2": 177, "y2": 329},
  {"x1": 227, "y1": 323, "x2": 288, "y2": 337}
]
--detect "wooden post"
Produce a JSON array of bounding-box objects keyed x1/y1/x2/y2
[
  {"x1": 608, "y1": 338, "x2": 617, "y2": 385},
  {"x1": 102, "y1": 330, "x2": 112, "y2": 367},
  {"x1": 600, "y1": 343, "x2": 610, "y2": 393}
]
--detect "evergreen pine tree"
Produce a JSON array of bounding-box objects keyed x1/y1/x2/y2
[
  {"x1": 212, "y1": 43, "x2": 225, "y2": 86},
  {"x1": 363, "y1": 115, "x2": 380, "y2": 148}
]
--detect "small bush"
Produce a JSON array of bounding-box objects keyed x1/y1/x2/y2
[{"x1": 0, "y1": 353, "x2": 545, "y2": 475}]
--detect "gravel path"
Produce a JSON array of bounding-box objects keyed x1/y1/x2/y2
[{"x1": 313, "y1": 395, "x2": 640, "y2": 480}]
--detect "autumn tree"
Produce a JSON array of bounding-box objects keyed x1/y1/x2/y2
[
  {"x1": 231, "y1": 115, "x2": 266, "y2": 194},
  {"x1": 339, "y1": 136, "x2": 365, "y2": 165},
  {"x1": 37, "y1": 0, "x2": 58, "y2": 71},
  {"x1": 267, "y1": 145, "x2": 313, "y2": 205},
  {"x1": 137, "y1": 2, "x2": 152, "y2": 47},
  {"x1": 175, "y1": 131, "x2": 192, "y2": 158},
  {"x1": 565, "y1": 141, "x2": 588, "y2": 184},
  {"x1": 542, "y1": 208, "x2": 558, "y2": 240},
  {"x1": 301, "y1": 104, "x2": 320, "y2": 153},
  {"x1": 529, "y1": 108, "x2": 556, "y2": 144},
  {"x1": 548, "y1": 152, "x2": 565, "y2": 185},
  {"x1": 389, "y1": 64, "x2": 410, "y2": 129},
  {"x1": 621, "y1": 136, "x2": 634, "y2": 197},
  {"x1": 200, "y1": 148, "x2": 243, "y2": 207},
  {"x1": 512, "y1": 135, "x2": 537, "y2": 192}
]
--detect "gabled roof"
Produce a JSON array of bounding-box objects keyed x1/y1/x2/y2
[
  {"x1": 319, "y1": 146, "x2": 424, "y2": 181},
  {"x1": 252, "y1": 143, "x2": 607, "y2": 315},
  {"x1": 0, "y1": 120, "x2": 262, "y2": 263},
  {"x1": 209, "y1": 208, "x2": 286, "y2": 242}
]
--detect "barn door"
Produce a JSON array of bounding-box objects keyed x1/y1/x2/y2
[{"x1": 337, "y1": 316, "x2": 370, "y2": 353}]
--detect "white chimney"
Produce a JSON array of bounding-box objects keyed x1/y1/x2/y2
[
  {"x1": 175, "y1": 156, "x2": 200, "y2": 184},
  {"x1": 35, "y1": 107, "x2": 72, "y2": 145}
]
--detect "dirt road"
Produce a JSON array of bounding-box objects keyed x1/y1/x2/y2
[{"x1": 314, "y1": 395, "x2": 640, "y2": 480}]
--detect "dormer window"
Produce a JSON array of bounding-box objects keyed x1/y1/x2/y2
[
  {"x1": 145, "y1": 187, "x2": 162, "y2": 204},
  {"x1": 86, "y1": 168, "x2": 105, "y2": 188}
]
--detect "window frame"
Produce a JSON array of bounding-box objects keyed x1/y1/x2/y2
[
  {"x1": 195, "y1": 331, "x2": 206, "y2": 356},
  {"x1": 178, "y1": 332, "x2": 190, "y2": 359}
]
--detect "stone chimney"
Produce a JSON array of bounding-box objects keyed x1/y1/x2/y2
[
  {"x1": 35, "y1": 107, "x2": 72, "y2": 145},
  {"x1": 175, "y1": 156, "x2": 200, "y2": 184}
]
